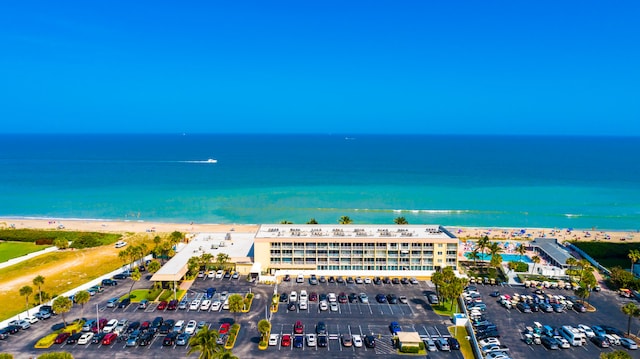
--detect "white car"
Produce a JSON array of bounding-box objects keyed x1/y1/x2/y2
[
  {"x1": 223, "y1": 299, "x2": 229, "y2": 310},
  {"x1": 359, "y1": 293, "x2": 369, "y2": 303},
  {"x1": 554, "y1": 336, "x2": 570, "y2": 348},
  {"x1": 296, "y1": 274, "x2": 304, "y2": 283},
  {"x1": 330, "y1": 302, "x2": 339, "y2": 312},
  {"x1": 485, "y1": 352, "x2": 510, "y2": 359},
  {"x1": 299, "y1": 290, "x2": 308, "y2": 302},
  {"x1": 190, "y1": 299, "x2": 201, "y2": 310},
  {"x1": 185, "y1": 320, "x2": 197, "y2": 335},
  {"x1": 9, "y1": 320, "x2": 30, "y2": 330},
  {"x1": 211, "y1": 301, "x2": 222, "y2": 311},
  {"x1": 620, "y1": 337, "x2": 638, "y2": 350},
  {"x1": 200, "y1": 300, "x2": 212, "y2": 311},
  {"x1": 328, "y1": 293, "x2": 336, "y2": 302},
  {"x1": 399, "y1": 295, "x2": 408, "y2": 304},
  {"x1": 103, "y1": 319, "x2": 118, "y2": 333},
  {"x1": 24, "y1": 316, "x2": 39, "y2": 324},
  {"x1": 355, "y1": 277, "x2": 364, "y2": 284},
  {"x1": 425, "y1": 338, "x2": 437, "y2": 351},
  {"x1": 269, "y1": 334, "x2": 279, "y2": 346},
  {"x1": 207, "y1": 271, "x2": 216, "y2": 279},
  {"x1": 353, "y1": 334, "x2": 363, "y2": 347},
  {"x1": 364, "y1": 277, "x2": 372, "y2": 284},
  {"x1": 215, "y1": 270, "x2": 224, "y2": 279},
  {"x1": 173, "y1": 320, "x2": 185, "y2": 333},
  {"x1": 319, "y1": 301, "x2": 329, "y2": 311},
  {"x1": 78, "y1": 332, "x2": 94, "y2": 345},
  {"x1": 306, "y1": 333, "x2": 317, "y2": 347},
  {"x1": 577, "y1": 324, "x2": 595, "y2": 338},
  {"x1": 299, "y1": 301, "x2": 308, "y2": 310},
  {"x1": 115, "y1": 241, "x2": 127, "y2": 248},
  {"x1": 289, "y1": 291, "x2": 298, "y2": 303},
  {"x1": 479, "y1": 337, "x2": 501, "y2": 347},
  {"x1": 220, "y1": 291, "x2": 229, "y2": 301}
]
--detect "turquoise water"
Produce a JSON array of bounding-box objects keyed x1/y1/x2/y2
[
  {"x1": 465, "y1": 253, "x2": 533, "y2": 263},
  {"x1": 0, "y1": 134, "x2": 639, "y2": 229}
]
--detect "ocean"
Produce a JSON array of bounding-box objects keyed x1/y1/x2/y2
[{"x1": 0, "y1": 134, "x2": 639, "y2": 230}]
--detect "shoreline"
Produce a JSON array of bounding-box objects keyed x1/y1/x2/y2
[{"x1": 0, "y1": 217, "x2": 638, "y2": 243}]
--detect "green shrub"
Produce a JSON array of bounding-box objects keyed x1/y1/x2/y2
[
  {"x1": 0, "y1": 229, "x2": 120, "y2": 247},
  {"x1": 0, "y1": 353, "x2": 14, "y2": 359},
  {"x1": 147, "y1": 287, "x2": 163, "y2": 301},
  {"x1": 510, "y1": 261, "x2": 529, "y2": 272},
  {"x1": 400, "y1": 345, "x2": 420, "y2": 353}
]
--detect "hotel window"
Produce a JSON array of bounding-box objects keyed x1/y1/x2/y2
[
  {"x1": 340, "y1": 243, "x2": 352, "y2": 248},
  {"x1": 317, "y1": 243, "x2": 328, "y2": 249},
  {"x1": 438, "y1": 243, "x2": 443, "y2": 247},
  {"x1": 376, "y1": 242, "x2": 386, "y2": 248},
  {"x1": 437, "y1": 251, "x2": 443, "y2": 255},
  {"x1": 307, "y1": 243, "x2": 316, "y2": 249},
  {"x1": 317, "y1": 250, "x2": 327, "y2": 257},
  {"x1": 271, "y1": 258, "x2": 281, "y2": 264},
  {"x1": 411, "y1": 250, "x2": 421, "y2": 256},
  {"x1": 328, "y1": 243, "x2": 339, "y2": 249},
  {"x1": 375, "y1": 258, "x2": 386, "y2": 264},
  {"x1": 282, "y1": 250, "x2": 292, "y2": 256},
  {"x1": 388, "y1": 250, "x2": 398, "y2": 258},
  {"x1": 424, "y1": 243, "x2": 434, "y2": 248},
  {"x1": 270, "y1": 250, "x2": 281, "y2": 256},
  {"x1": 329, "y1": 250, "x2": 339, "y2": 257},
  {"x1": 282, "y1": 257, "x2": 292, "y2": 264},
  {"x1": 446, "y1": 250, "x2": 456, "y2": 255},
  {"x1": 271, "y1": 242, "x2": 281, "y2": 248},
  {"x1": 294, "y1": 243, "x2": 305, "y2": 249},
  {"x1": 340, "y1": 250, "x2": 351, "y2": 257},
  {"x1": 282, "y1": 242, "x2": 293, "y2": 249},
  {"x1": 294, "y1": 250, "x2": 304, "y2": 257},
  {"x1": 375, "y1": 250, "x2": 387, "y2": 257},
  {"x1": 305, "y1": 258, "x2": 316, "y2": 264},
  {"x1": 353, "y1": 250, "x2": 363, "y2": 256},
  {"x1": 306, "y1": 249, "x2": 317, "y2": 256},
  {"x1": 411, "y1": 243, "x2": 422, "y2": 249},
  {"x1": 364, "y1": 258, "x2": 374, "y2": 264},
  {"x1": 294, "y1": 258, "x2": 304, "y2": 264}
]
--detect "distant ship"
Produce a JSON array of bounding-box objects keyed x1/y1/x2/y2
[{"x1": 207, "y1": 159, "x2": 218, "y2": 163}]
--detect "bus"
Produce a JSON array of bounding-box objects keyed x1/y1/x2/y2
[{"x1": 559, "y1": 325, "x2": 585, "y2": 346}]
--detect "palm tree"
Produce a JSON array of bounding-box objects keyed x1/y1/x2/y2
[
  {"x1": 127, "y1": 268, "x2": 142, "y2": 301},
  {"x1": 228, "y1": 294, "x2": 244, "y2": 323},
  {"x1": 338, "y1": 216, "x2": 353, "y2": 224},
  {"x1": 75, "y1": 290, "x2": 90, "y2": 317},
  {"x1": 394, "y1": 216, "x2": 408, "y2": 225},
  {"x1": 258, "y1": 319, "x2": 271, "y2": 343},
  {"x1": 575, "y1": 285, "x2": 590, "y2": 306},
  {"x1": 306, "y1": 218, "x2": 318, "y2": 224},
  {"x1": 279, "y1": 220, "x2": 293, "y2": 224},
  {"x1": 19, "y1": 285, "x2": 33, "y2": 315},
  {"x1": 216, "y1": 253, "x2": 231, "y2": 271},
  {"x1": 515, "y1": 244, "x2": 526, "y2": 262},
  {"x1": 621, "y1": 302, "x2": 640, "y2": 336},
  {"x1": 187, "y1": 325, "x2": 222, "y2": 359},
  {"x1": 476, "y1": 236, "x2": 490, "y2": 263},
  {"x1": 628, "y1": 249, "x2": 640, "y2": 274},
  {"x1": 217, "y1": 352, "x2": 239, "y2": 359},
  {"x1": 467, "y1": 248, "x2": 481, "y2": 267},
  {"x1": 52, "y1": 296, "x2": 73, "y2": 327},
  {"x1": 531, "y1": 255, "x2": 541, "y2": 274},
  {"x1": 33, "y1": 275, "x2": 45, "y2": 305},
  {"x1": 488, "y1": 242, "x2": 503, "y2": 264}
]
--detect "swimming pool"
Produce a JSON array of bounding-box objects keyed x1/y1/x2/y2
[{"x1": 465, "y1": 252, "x2": 533, "y2": 263}]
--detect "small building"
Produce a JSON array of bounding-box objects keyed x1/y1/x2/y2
[
  {"x1": 396, "y1": 331, "x2": 422, "y2": 349},
  {"x1": 529, "y1": 238, "x2": 574, "y2": 269}
]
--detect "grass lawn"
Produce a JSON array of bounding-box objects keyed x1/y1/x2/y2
[
  {"x1": 572, "y1": 241, "x2": 640, "y2": 269},
  {"x1": 0, "y1": 232, "x2": 158, "y2": 321},
  {"x1": 432, "y1": 299, "x2": 459, "y2": 317},
  {"x1": 448, "y1": 326, "x2": 473, "y2": 359},
  {"x1": 120, "y1": 289, "x2": 151, "y2": 302},
  {"x1": 0, "y1": 241, "x2": 51, "y2": 262}
]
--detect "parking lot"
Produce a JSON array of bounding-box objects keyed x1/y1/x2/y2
[
  {"x1": 246, "y1": 276, "x2": 467, "y2": 358},
  {"x1": 466, "y1": 283, "x2": 639, "y2": 359},
  {"x1": 2, "y1": 272, "x2": 272, "y2": 359}
]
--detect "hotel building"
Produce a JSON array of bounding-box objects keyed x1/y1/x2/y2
[{"x1": 253, "y1": 224, "x2": 459, "y2": 276}]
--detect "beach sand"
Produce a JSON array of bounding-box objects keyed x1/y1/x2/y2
[{"x1": 1, "y1": 218, "x2": 637, "y2": 243}]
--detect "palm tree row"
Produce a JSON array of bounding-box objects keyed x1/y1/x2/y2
[{"x1": 278, "y1": 216, "x2": 411, "y2": 224}]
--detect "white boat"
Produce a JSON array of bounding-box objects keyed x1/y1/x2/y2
[{"x1": 206, "y1": 159, "x2": 218, "y2": 163}]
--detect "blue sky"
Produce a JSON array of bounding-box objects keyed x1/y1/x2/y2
[{"x1": 1, "y1": 1, "x2": 639, "y2": 135}]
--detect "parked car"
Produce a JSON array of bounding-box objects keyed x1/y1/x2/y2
[
  {"x1": 268, "y1": 333, "x2": 279, "y2": 346},
  {"x1": 101, "y1": 279, "x2": 118, "y2": 286},
  {"x1": 139, "y1": 331, "x2": 155, "y2": 346},
  {"x1": 318, "y1": 334, "x2": 328, "y2": 347},
  {"x1": 91, "y1": 332, "x2": 106, "y2": 344},
  {"x1": 541, "y1": 336, "x2": 559, "y2": 350},
  {"x1": 353, "y1": 334, "x2": 363, "y2": 347},
  {"x1": 185, "y1": 320, "x2": 197, "y2": 335},
  {"x1": 620, "y1": 337, "x2": 638, "y2": 350},
  {"x1": 54, "y1": 332, "x2": 71, "y2": 344},
  {"x1": 316, "y1": 321, "x2": 327, "y2": 335},
  {"x1": 77, "y1": 332, "x2": 94, "y2": 345},
  {"x1": 590, "y1": 335, "x2": 609, "y2": 348},
  {"x1": 448, "y1": 337, "x2": 460, "y2": 350},
  {"x1": 106, "y1": 297, "x2": 119, "y2": 308},
  {"x1": 219, "y1": 323, "x2": 231, "y2": 335},
  {"x1": 163, "y1": 331, "x2": 178, "y2": 346},
  {"x1": 424, "y1": 338, "x2": 437, "y2": 351},
  {"x1": 389, "y1": 321, "x2": 402, "y2": 334},
  {"x1": 294, "y1": 320, "x2": 304, "y2": 334},
  {"x1": 281, "y1": 334, "x2": 291, "y2": 347},
  {"x1": 118, "y1": 298, "x2": 131, "y2": 308},
  {"x1": 572, "y1": 302, "x2": 586, "y2": 312},
  {"x1": 399, "y1": 295, "x2": 408, "y2": 304},
  {"x1": 293, "y1": 334, "x2": 304, "y2": 348},
  {"x1": 102, "y1": 333, "x2": 118, "y2": 345},
  {"x1": 342, "y1": 334, "x2": 353, "y2": 347},
  {"x1": 436, "y1": 337, "x2": 450, "y2": 351},
  {"x1": 376, "y1": 294, "x2": 387, "y2": 303},
  {"x1": 167, "y1": 299, "x2": 178, "y2": 310},
  {"x1": 176, "y1": 332, "x2": 190, "y2": 346},
  {"x1": 157, "y1": 301, "x2": 168, "y2": 310}
]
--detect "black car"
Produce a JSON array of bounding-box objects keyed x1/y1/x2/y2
[
  {"x1": 364, "y1": 335, "x2": 376, "y2": 348},
  {"x1": 280, "y1": 293, "x2": 288, "y2": 302},
  {"x1": 50, "y1": 323, "x2": 66, "y2": 331},
  {"x1": 373, "y1": 277, "x2": 382, "y2": 285},
  {"x1": 349, "y1": 293, "x2": 359, "y2": 303},
  {"x1": 489, "y1": 291, "x2": 500, "y2": 297},
  {"x1": 118, "y1": 298, "x2": 131, "y2": 308},
  {"x1": 328, "y1": 276, "x2": 335, "y2": 283},
  {"x1": 101, "y1": 279, "x2": 118, "y2": 286},
  {"x1": 599, "y1": 325, "x2": 624, "y2": 336},
  {"x1": 92, "y1": 332, "x2": 106, "y2": 344},
  {"x1": 317, "y1": 335, "x2": 328, "y2": 347},
  {"x1": 541, "y1": 335, "x2": 559, "y2": 350},
  {"x1": 0, "y1": 329, "x2": 9, "y2": 340},
  {"x1": 346, "y1": 277, "x2": 354, "y2": 284},
  {"x1": 316, "y1": 321, "x2": 327, "y2": 335},
  {"x1": 127, "y1": 321, "x2": 140, "y2": 333},
  {"x1": 151, "y1": 316, "x2": 163, "y2": 329},
  {"x1": 138, "y1": 331, "x2": 155, "y2": 346},
  {"x1": 319, "y1": 276, "x2": 327, "y2": 283},
  {"x1": 287, "y1": 302, "x2": 297, "y2": 311},
  {"x1": 66, "y1": 332, "x2": 82, "y2": 344},
  {"x1": 448, "y1": 337, "x2": 460, "y2": 350},
  {"x1": 590, "y1": 335, "x2": 610, "y2": 348},
  {"x1": 476, "y1": 331, "x2": 500, "y2": 340},
  {"x1": 400, "y1": 277, "x2": 409, "y2": 284},
  {"x1": 163, "y1": 331, "x2": 178, "y2": 346},
  {"x1": 319, "y1": 293, "x2": 328, "y2": 302},
  {"x1": 382, "y1": 277, "x2": 391, "y2": 284},
  {"x1": 336, "y1": 276, "x2": 345, "y2": 284},
  {"x1": 113, "y1": 273, "x2": 128, "y2": 280},
  {"x1": 376, "y1": 294, "x2": 387, "y2": 303},
  {"x1": 387, "y1": 294, "x2": 398, "y2": 304},
  {"x1": 391, "y1": 278, "x2": 400, "y2": 284},
  {"x1": 224, "y1": 271, "x2": 231, "y2": 279}
]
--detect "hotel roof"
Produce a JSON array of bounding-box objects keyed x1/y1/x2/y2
[
  {"x1": 530, "y1": 237, "x2": 573, "y2": 266},
  {"x1": 255, "y1": 224, "x2": 456, "y2": 240}
]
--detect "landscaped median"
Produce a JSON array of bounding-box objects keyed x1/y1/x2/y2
[
  {"x1": 270, "y1": 294, "x2": 279, "y2": 312},
  {"x1": 448, "y1": 326, "x2": 473, "y2": 358},
  {"x1": 224, "y1": 323, "x2": 241, "y2": 349},
  {"x1": 241, "y1": 293, "x2": 254, "y2": 312},
  {"x1": 34, "y1": 319, "x2": 84, "y2": 349}
]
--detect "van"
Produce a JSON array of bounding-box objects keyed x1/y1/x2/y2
[
  {"x1": 559, "y1": 325, "x2": 584, "y2": 346},
  {"x1": 173, "y1": 320, "x2": 185, "y2": 333}
]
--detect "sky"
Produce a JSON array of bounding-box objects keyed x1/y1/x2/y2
[{"x1": 1, "y1": 1, "x2": 639, "y2": 135}]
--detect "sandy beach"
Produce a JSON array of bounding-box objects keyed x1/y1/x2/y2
[{"x1": 0, "y1": 218, "x2": 638, "y2": 243}]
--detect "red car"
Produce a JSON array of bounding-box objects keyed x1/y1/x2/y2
[
  {"x1": 219, "y1": 323, "x2": 231, "y2": 335},
  {"x1": 102, "y1": 333, "x2": 118, "y2": 345},
  {"x1": 54, "y1": 332, "x2": 71, "y2": 344},
  {"x1": 281, "y1": 334, "x2": 291, "y2": 347},
  {"x1": 294, "y1": 320, "x2": 304, "y2": 334},
  {"x1": 157, "y1": 301, "x2": 168, "y2": 310},
  {"x1": 309, "y1": 292, "x2": 318, "y2": 302},
  {"x1": 92, "y1": 318, "x2": 108, "y2": 333}
]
